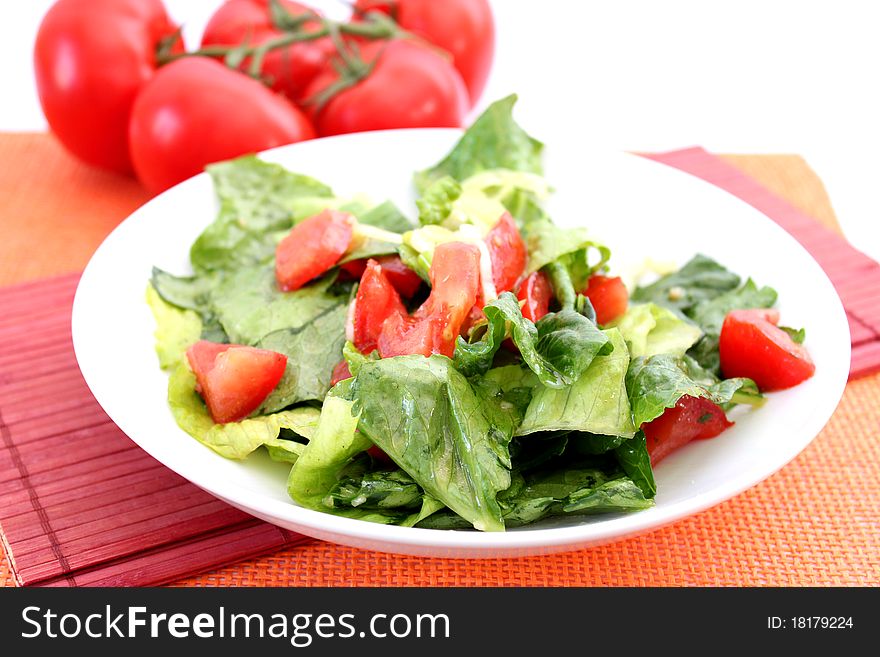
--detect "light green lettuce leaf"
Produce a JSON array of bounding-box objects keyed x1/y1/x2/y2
[
  {"x1": 167, "y1": 363, "x2": 315, "y2": 460},
  {"x1": 146, "y1": 284, "x2": 201, "y2": 371},
  {"x1": 518, "y1": 329, "x2": 635, "y2": 437},
  {"x1": 610, "y1": 302, "x2": 703, "y2": 358},
  {"x1": 191, "y1": 156, "x2": 334, "y2": 272},
  {"x1": 414, "y1": 94, "x2": 543, "y2": 193},
  {"x1": 150, "y1": 268, "x2": 227, "y2": 342},
  {"x1": 524, "y1": 219, "x2": 611, "y2": 290},
  {"x1": 210, "y1": 265, "x2": 346, "y2": 345}
]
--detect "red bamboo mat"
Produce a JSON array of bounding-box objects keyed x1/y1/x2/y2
[
  {"x1": 0, "y1": 274, "x2": 309, "y2": 586},
  {"x1": 0, "y1": 144, "x2": 878, "y2": 588}
]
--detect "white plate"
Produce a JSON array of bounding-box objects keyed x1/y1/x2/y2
[{"x1": 72, "y1": 129, "x2": 850, "y2": 558}]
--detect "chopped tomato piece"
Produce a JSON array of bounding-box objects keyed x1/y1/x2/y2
[
  {"x1": 340, "y1": 255, "x2": 422, "y2": 298},
  {"x1": 583, "y1": 274, "x2": 628, "y2": 325},
  {"x1": 643, "y1": 395, "x2": 733, "y2": 465},
  {"x1": 276, "y1": 209, "x2": 353, "y2": 292},
  {"x1": 377, "y1": 312, "x2": 446, "y2": 358},
  {"x1": 186, "y1": 340, "x2": 287, "y2": 424},
  {"x1": 517, "y1": 270, "x2": 553, "y2": 322},
  {"x1": 352, "y1": 259, "x2": 407, "y2": 353},
  {"x1": 379, "y1": 242, "x2": 481, "y2": 358},
  {"x1": 367, "y1": 444, "x2": 392, "y2": 463},
  {"x1": 330, "y1": 360, "x2": 352, "y2": 386},
  {"x1": 485, "y1": 212, "x2": 526, "y2": 292},
  {"x1": 375, "y1": 255, "x2": 423, "y2": 298},
  {"x1": 338, "y1": 259, "x2": 367, "y2": 280},
  {"x1": 719, "y1": 309, "x2": 815, "y2": 391}
]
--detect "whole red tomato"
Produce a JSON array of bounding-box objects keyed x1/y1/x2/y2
[
  {"x1": 355, "y1": 0, "x2": 495, "y2": 106},
  {"x1": 304, "y1": 39, "x2": 468, "y2": 136},
  {"x1": 201, "y1": 0, "x2": 333, "y2": 103},
  {"x1": 128, "y1": 57, "x2": 315, "y2": 193},
  {"x1": 34, "y1": 0, "x2": 181, "y2": 173}
]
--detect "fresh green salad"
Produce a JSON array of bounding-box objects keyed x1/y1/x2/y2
[{"x1": 148, "y1": 96, "x2": 814, "y2": 532}]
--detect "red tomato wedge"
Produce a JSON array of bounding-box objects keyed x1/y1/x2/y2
[
  {"x1": 379, "y1": 241, "x2": 481, "y2": 358},
  {"x1": 583, "y1": 274, "x2": 629, "y2": 325},
  {"x1": 485, "y1": 212, "x2": 526, "y2": 293},
  {"x1": 276, "y1": 210, "x2": 353, "y2": 292},
  {"x1": 642, "y1": 395, "x2": 733, "y2": 465},
  {"x1": 353, "y1": 259, "x2": 407, "y2": 353},
  {"x1": 374, "y1": 255, "x2": 423, "y2": 298},
  {"x1": 719, "y1": 309, "x2": 815, "y2": 391},
  {"x1": 186, "y1": 341, "x2": 287, "y2": 424},
  {"x1": 377, "y1": 313, "x2": 447, "y2": 358},
  {"x1": 517, "y1": 271, "x2": 553, "y2": 323},
  {"x1": 330, "y1": 360, "x2": 353, "y2": 386},
  {"x1": 340, "y1": 255, "x2": 422, "y2": 298}
]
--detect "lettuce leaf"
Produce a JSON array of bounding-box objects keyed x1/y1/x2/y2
[
  {"x1": 191, "y1": 156, "x2": 334, "y2": 273},
  {"x1": 349, "y1": 355, "x2": 527, "y2": 531},
  {"x1": 418, "y1": 460, "x2": 652, "y2": 529},
  {"x1": 631, "y1": 254, "x2": 741, "y2": 314},
  {"x1": 146, "y1": 284, "x2": 201, "y2": 370},
  {"x1": 287, "y1": 385, "x2": 443, "y2": 526},
  {"x1": 414, "y1": 94, "x2": 543, "y2": 193},
  {"x1": 518, "y1": 329, "x2": 635, "y2": 437},
  {"x1": 609, "y1": 302, "x2": 703, "y2": 358},
  {"x1": 210, "y1": 265, "x2": 346, "y2": 345},
  {"x1": 626, "y1": 354, "x2": 764, "y2": 427},
  {"x1": 167, "y1": 363, "x2": 315, "y2": 460},
  {"x1": 613, "y1": 432, "x2": 656, "y2": 498},
  {"x1": 454, "y1": 292, "x2": 612, "y2": 387},
  {"x1": 255, "y1": 302, "x2": 349, "y2": 413}
]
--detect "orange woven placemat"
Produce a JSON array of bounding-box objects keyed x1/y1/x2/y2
[{"x1": 1, "y1": 133, "x2": 877, "y2": 586}]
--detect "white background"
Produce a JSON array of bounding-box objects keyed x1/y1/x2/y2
[{"x1": 2, "y1": 0, "x2": 878, "y2": 261}]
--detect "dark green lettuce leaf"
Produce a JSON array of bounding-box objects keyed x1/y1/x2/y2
[
  {"x1": 631, "y1": 254, "x2": 741, "y2": 314},
  {"x1": 324, "y1": 468, "x2": 424, "y2": 511},
  {"x1": 414, "y1": 94, "x2": 543, "y2": 193},
  {"x1": 689, "y1": 278, "x2": 778, "y2": 335},
  {"x1": 418, "y1": 458, "x2": 652, "y2": 529},
  {"x1": 613, "y1": 432, "x2": 656, "y2": 498},
  {"x1": 626, "y1": 353, "x2": 764, "y2": 428},
  {"x1": 349, "y1": 355, "x2": 527, "y2": 531},
  {"x1": 454, "y1": 292, "x2": 612, "y2": 386},
  {"x1": 686, "y1": 278, "x2": 778, "y2": 374},
  {"x1": 255, "y1": 303, "x2": 348, "y2": 413}
]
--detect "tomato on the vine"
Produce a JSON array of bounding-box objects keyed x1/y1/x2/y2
[
  {"x1": 34, "y1": 0, "x2": 182, "y2": 173},
  {"x1": 201, "y1": 0, "x2": 334, "y2": 103},
  {"x1": 354, "y1": 0, "x2": 495, "y2": 106},
  {"x1": 129, "y1": 57, "x2": 315, "y2": 193},
  {"x1": 304, "y1": 39, "x2": 468, "y2": 137}
]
